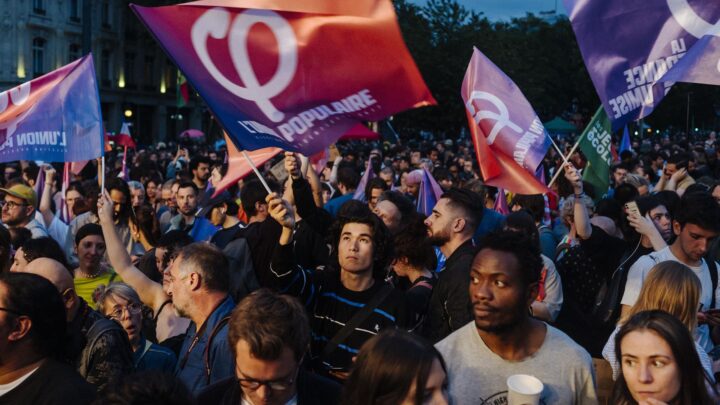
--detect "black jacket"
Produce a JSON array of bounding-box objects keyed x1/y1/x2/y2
[
  {"x1": 424, "y1": 239, "x2": 477, "y2": 342},
  {"x1": 197, "y1": 370, "x2": 341, "y2": 405}
]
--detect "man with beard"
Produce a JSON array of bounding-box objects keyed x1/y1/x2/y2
[
  {"x1": 0, "y1": 184, "x2": 47, "y2": 238},
  {"x1": 436, "y1": 230, "x2": 597, "y2": 404},
  {"x1": 190, "y1": 156, "x2": 212, "y2": 207},
  {"x1": 168, "y1": 182, "x2": 217, "y2": 242},
  {"x1": 423, "y1": 188, "x2": 482, "y2": 342},
  {"x1": 165, "y1": 242, "x2": 235, "y2": 395}
]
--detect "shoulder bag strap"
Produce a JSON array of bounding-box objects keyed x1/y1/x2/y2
[{"x1": 321, "y1": 284, "x2": 393, "y2": 360}]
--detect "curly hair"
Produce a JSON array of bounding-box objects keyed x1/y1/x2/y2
[{"x1": 477, "y1": 230, "x2": 543, "y2": 287}]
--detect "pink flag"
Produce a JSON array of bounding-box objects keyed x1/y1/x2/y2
[
  {"x1": 212, "y1": 133, "x2": 282, "y2": 198},
  {"x1": 493, "y1": 188, "x2": 510, "y2": 215}
]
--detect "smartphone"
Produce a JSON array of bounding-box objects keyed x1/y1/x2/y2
[{"x1": 625, "y1": 201, "x2": 640, "y2": 217}]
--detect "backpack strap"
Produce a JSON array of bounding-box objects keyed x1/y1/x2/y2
[
  {"x1": 321, "y1": 284, "x2": 393, "y2": 361},
  {"x1": 707, "y1": 258, "x2": 718, "y2": 309},
  {"x1": 203, "y1": 316, "x2": 231, "y2": 384}
]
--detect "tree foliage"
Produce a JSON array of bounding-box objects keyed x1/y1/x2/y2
[{"x1": 391, "y1": 0, "x2": 720, "y2": 138}]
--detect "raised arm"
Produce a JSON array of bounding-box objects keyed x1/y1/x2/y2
[
  {"x1": 97, "y1": 190, "x2": 166, "y2": 310},
  {"x1": 39, "y1": 165, "x2": 57, "y2": 227},
  {"x1": 564, "y1": 163, "x2": 592, "y2": 240}
]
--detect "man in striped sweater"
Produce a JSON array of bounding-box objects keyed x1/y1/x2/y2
[{"x1": 263, "y1": 192, "x2": 410, "y2": 381}]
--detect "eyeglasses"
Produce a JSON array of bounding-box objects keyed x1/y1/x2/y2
[
  {"x1": 0, "y1": 200, "x2": 27, "y2": 209},
  {"x1": 236, "y1": 367, "x2": 298, "y2": 392},
  {"x1": 106, "y1": 302, "x2": 142, "y2": 320}
]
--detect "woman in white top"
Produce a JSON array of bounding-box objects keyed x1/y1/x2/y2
[{"x1": 602, "y1": 261, "x2": 714, "y2": 382}]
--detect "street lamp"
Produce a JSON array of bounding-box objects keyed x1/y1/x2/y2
[{"x1": 124, "y1": 109, "x2": 133, "y2": 118}]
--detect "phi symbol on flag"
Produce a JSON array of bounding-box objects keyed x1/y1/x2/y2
[
  {"x1": 0, "y1": 83, "x2": 32, "y2": 140},
  {"x1": 465, "y1": 90, "x2": 522, "y2": 145},
  {"x1": 667, "y1": 0, "x2": 720, "y2": 39},
  {"x1": 191, "y1": 7, "x2": 298, "y2": 123}
]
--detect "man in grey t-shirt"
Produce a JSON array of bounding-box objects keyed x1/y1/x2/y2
[{"x1": 436, "y1": 230, "x2": 597, "y2": 405}]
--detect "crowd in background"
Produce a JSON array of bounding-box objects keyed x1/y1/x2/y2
[{"x1": 0, "y1": 126, "x2": 719, "y2": 404}]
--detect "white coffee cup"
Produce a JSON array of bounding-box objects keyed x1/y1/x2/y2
[{"x1": 506, "y1": 374, "x2": 544, "y2": 405}]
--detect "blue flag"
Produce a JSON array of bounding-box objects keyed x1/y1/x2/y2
[
  {"x1": 564, "y1": 0, "x2": 720, "y2": 129},
  {"x1": 0, "y1": 54, "x2": 103, "y2": 163},
  {"x1": 619, "y1": 126, "x2": 632, "y2": 154}
]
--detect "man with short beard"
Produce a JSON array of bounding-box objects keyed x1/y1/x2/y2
[
  {"x1": 423, "y1": 188, "x2": 482, "y2": 342},
  {"x1": 165, "y1": 243, "x2": 235, "y2": 395},
  {"x1": 0, "y1": 184, "x2": 47, "y2": 238},
  {"x1": 436, "y1": 231, "x2": 597, "y2": 404},
  {"x1": 168, "y1": 182, "x2": 217, "y2": 241}
]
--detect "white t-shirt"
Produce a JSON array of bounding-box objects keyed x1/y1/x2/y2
[
  {"x1": 436, "y1": 322, "x2": 598, "y2": 405},
  {"x1": 0, "y1": 366, "x2": 39, "y2": 396},
  {"x1": 621, "y1": 246, "x2": 720, "y2": 352}
]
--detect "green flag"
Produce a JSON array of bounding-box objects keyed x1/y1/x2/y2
[
  {"x1": 578, "y1": 106, "x2": 613, "y2": 199},
  {"x1": 176, "y1": 71, "x2": 189, "y2": 108}
]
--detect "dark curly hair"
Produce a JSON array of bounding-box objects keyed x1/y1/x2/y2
[
  {"x1": 391, "y1": 214, "x2": 436, "y2": 271},
  {"x1": 329, "y1": 203, "x2": 392, "y2": 280},
  {"x1": 477, "y1": 229, "x2": 543, "y2": 288}
]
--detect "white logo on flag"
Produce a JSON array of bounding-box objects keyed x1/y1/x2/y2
[
  {"x1": 465, "y1": 91, "x2": 522, "y2": 145},
  {"x1": 192, "y1": 8, "x2": 298, "y2": 123},
  {"x1": 667, "y1": 0, "x2": 720, "y2": 38},
  {"x1": 0, "y1": 83, "x2": 32, "y2": 139}
]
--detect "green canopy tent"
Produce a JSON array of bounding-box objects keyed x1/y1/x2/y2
[{"x1": 543, "y1": 116, "x2": 577, "y2": 135}]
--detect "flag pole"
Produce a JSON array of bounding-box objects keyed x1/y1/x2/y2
[
  {"x1": 548, "y1": 134, "x2": 570, "y2": 166},
  {"x1": 548, "y1": 132, "x2": 585, "y2": 188},
  {"x1": 241, "y1": 150, "x2": 272, "y2": 194},
  {"x1": 100, "y1": 156, "x2": 105, "y2": 192}
]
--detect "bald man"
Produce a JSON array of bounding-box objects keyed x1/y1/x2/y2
[{"x1": 22, "y1": 258, "x2": 133, "y2": 392}]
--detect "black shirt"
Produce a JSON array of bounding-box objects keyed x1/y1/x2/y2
[{"x1": 0, "y1": 358, "x2": 96, "y2": 405}]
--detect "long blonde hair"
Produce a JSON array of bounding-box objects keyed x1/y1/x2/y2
[{"x1": 620, "y1": 261, "x2": 701, "y2": 333}]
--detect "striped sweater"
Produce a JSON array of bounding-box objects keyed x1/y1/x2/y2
[{"x1": 268, "y1": 243, "x2": 410, "y2": 375}]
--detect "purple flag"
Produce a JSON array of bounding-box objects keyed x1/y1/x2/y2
[
  {"x1": 417, "y1": 168, "x2": 443, "y2": 217},
  {"x1": 0, "y1": 54, "x2": 104, "y2": 162},
  {"x1": 662, "y1": 34, "x2": 720, "y2": 85},
  {"x1": 564, "y1": 0, "x2": 720, "y2": 129},
  {"x1": 493, "y1": 188, "x2": 509, "y2": 215},
  {"x1": 353, "y1": 159, "x2": 375, "y2": 201},
  {"x1": 463, "y1": 47, "x2": 551, "y2": 194}
]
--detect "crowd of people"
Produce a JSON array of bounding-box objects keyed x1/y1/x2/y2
[{"x1": 0, "y1": 128, "x2": 719, "y2": 404}]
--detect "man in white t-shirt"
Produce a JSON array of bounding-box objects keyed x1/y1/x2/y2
[
  {"x1": 436, "y1": 230, "x2": 597, "y2": 405},
  {"x1": 621, "y1": 191, "x2": 720, "y2": 352}
]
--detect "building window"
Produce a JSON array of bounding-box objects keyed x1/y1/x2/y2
[
  {"x1": 69, "y1": 0, "x2": 80, "y2": 22},
  {"x1": 124, "y1": 53, "x2": 136, "y2": 88},
  {"x1": 68, "y1": 44, "x2": 81, "y2": 63},
  {"x1": 143, "y1": 56, "x2": 155, "y2": 88},
  {"x1": 101, "y1": 49, "x2": 111, "y2": 85},
  {"x1": 33, "y1": 0, "x2": 45, "y2": 15},
  {"x1": 101, "y1": 1, "x2": 110, "y2": 28},
  {"x1": 32, "y1": 38, "x2": 46, "y2": 78}
]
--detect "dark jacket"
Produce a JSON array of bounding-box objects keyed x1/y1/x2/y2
[
  {"x1": 197, "y1": 370, "x2": 341, "y2": 405},
  {"x1": 65, "y1": 299, "x2": 134, "y2": 392},
  {"x1": 424, "y1": 239, "x2": 477, "y2": 342}
]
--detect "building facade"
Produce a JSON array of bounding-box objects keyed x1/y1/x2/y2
[{"x1": 0, "y1": 0, "x2": 204, "y2": 145}]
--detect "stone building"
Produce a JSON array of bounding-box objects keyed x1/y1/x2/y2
[{"x1": 0, "y1": 0, "x2": 204, "y2": 144}]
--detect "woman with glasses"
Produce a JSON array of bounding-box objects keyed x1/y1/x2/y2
[{"x1": 95, "y1": 282, "x2": 176, "y2": 372}]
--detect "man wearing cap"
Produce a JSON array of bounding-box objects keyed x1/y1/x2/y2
[{"x1": 0, "y1": 184, "x2": 48, "y2": 238}]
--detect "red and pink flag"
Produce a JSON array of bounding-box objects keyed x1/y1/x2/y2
[
  {"x1": 131, "y1": 0, "x2": 435, "y2": 155},
  {"x1": 462, "y1": 47, "x2": 550, "y2": 195},
  {"x1": 212, "y1": 133, "x2": 282, "y2": 197}
]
